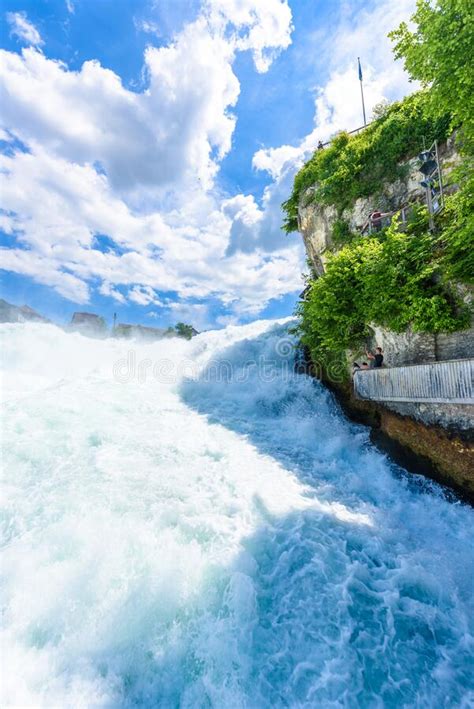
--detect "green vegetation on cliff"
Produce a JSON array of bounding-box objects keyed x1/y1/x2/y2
[
  {"x1": 298, "y1": 207, "x2": 470, "y2": 366},
  {"x1": 288, "y1": 0, "x2": 473, "y2": 366},
  {"x1": 282, "y1": 91, "x2": 450, "y2": 234}
]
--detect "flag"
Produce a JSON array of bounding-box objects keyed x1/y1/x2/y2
[{"x1": 358, "y1": 57, "x2": 363, "y2": 82}]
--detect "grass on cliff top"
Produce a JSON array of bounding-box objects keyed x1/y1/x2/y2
[{"x1": 282, "y1": 91, "x2": 451, "y2": 234}]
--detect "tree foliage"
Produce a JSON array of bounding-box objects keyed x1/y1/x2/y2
[
  {"x1": 174, "y1": 322, "x2": 196, "y2": 340},
  {"x1": 389, "y1": 0, "x2": 474, "y2": 154},
  {"x1": 389, "y1": 0, "x2": 474, "y2": 284},
  {"x1": 437, "y1": 170, "x2": 474, "y2": 284}
]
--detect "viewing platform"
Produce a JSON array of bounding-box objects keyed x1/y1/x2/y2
[{"x1": 354, "y1": 359, "x2": 474, "y2": 405}]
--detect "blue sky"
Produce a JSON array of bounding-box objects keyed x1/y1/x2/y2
[{"x1": 0, "y1": 0, "x2": 416, "y2": 329}]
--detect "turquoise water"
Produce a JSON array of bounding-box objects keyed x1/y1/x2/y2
[{"x1": 1, "y1": 319, "x2": 473, "y2": 707}]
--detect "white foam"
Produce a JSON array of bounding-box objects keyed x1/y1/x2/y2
[{"x1": 1, "y1": 320, "x2": 473, "y2": 707}]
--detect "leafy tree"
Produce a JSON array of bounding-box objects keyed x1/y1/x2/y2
[
  {"x1": 389, "y1": 0, "x2": 474, "y2": 153},
  {"x1": 174, "y1": 322, "x2": 196, "y2": 340},
  {"x1": 437, "y1": 171, "x2": 474, "y2": 284},
  {"x1": 389, "y1": 0, "x2": 474, "y2": 284}
]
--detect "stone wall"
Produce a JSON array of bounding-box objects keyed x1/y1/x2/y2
[
  {"x1": 382, "y1": 400, "x2": 474, "y2": 431},
  {"x1": 364, "y1": 323, "x2": 474, "y2": 367}
]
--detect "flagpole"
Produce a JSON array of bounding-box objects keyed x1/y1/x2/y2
[{"x1": 358, "y1": 57, "x2": 367, "y2": 126}]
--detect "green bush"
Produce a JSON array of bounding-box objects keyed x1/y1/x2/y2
[
  {"x1": 437, "y1": 170, "x2": 474, "y2": 284},
  {"x1": 389, "y1": 0, "x2": 474, "y2": 287},
  {"x1": 390, "y1": 0, "x2": 474, "y2": 156},
  {"x1": 297, "y1": 206, "x2": 469, "y2": 364},
  {"x1": 330, "y1": 218, "x2": 356, "y2": 248}
]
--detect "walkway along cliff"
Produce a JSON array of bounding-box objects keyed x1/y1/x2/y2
[{"x1": 285, "y1": 93, "x2": 474, "y2": 501}]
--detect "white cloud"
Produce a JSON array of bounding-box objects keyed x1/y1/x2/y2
[
  {"x1": 206, "y1": 0, "x2": 292, "y2": 72},
  {"x1": 128, "y1": 286, "x2": 162, "y2": 306},
  {"x1": 0, "y1": 111, "x2": 301, "y2": 318},
  {"x1": 98, "y1": 282, "x2": 125, "y2": 304},
  {"x1": 0, "y1": 247, "x2": 89, "y2": 302},
  {"x1": 134, "y1": 18, "x2": 161, "y2": 36},
  {"x1": 0, "y1": 2, "x2": 292, "y2": 196},
  {"x1": 0, "y1": 33, "x2": 238, "y2": 194},
  {"x1": 0, "y1": 0, "x2": 417, "y2": 325},
  {"x1": 65, "y1": 0, "x2": 75, "y2": 14},
  {"x1": 6, "y1": 12, "x2": 43, "y2": 47}
]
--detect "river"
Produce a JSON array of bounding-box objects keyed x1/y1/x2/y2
[{"x1": 1, "y1": 319, "x2": 473, "y2": 707}]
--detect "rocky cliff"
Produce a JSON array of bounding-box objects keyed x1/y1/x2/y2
[{"x1": 298, "y1": 135, "x2": 461, "y2": 276}]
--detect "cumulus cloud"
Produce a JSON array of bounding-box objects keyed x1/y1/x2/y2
[
  {"x1": 0, "y1": 0, "x2": 299, "y2": 321},
  {"x1": 98, "y1": 282, "x2": 125, "y2": 304},
  {"x1": 0, "y1": 34, "x2": 238, "y2": 194},
  {"x1": 0, "y1": 0, "x2": 416, "y2": 325},
  {"x1": 0, "y1": 116, "x2": 300, "y2": 317},
  {"x1": 206, "y1": 0, "x2": 293, "y2": 72},
  {"x1": 253, "y1": 0, "x2": 416, "y2": 180},
  {"x1": 6, "y1": 12, "x2": 43, "y2": 47},
  {"x1": 128, "y1": 286, "x2": 163, "y2": 306},
  {"x1": 134, "y1": 18, "x2": 161, "y2": 36}
]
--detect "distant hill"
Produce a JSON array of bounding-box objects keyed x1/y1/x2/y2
[{"x1": 0, "y1": 299, "x2": 51, "y2": 324}]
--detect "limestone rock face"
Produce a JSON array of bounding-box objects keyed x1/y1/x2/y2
[
  {"x1": 298, "y1": 138, "x2": 459, "y2": 275},
  {"x1": 299, "y1": 197, "x2": 337, "y2": 276}
]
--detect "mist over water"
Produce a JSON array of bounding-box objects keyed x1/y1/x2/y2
[{"x1": 1, "y1": 320, "x2": 473, "y2": 708}]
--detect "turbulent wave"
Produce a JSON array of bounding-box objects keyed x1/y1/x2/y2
[{"x1": 1, "y1": 320, "x2": 473, "y2": 708}]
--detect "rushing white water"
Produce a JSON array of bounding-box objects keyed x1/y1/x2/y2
[{"x1": 1, "y1": 319, "x2": 473, "y2": 708}]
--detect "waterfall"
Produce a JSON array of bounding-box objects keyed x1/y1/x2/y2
[{"x1": 1, "y1": 319, "x2": 472, "y2": 707}]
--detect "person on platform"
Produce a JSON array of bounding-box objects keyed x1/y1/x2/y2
[{"x1": 366, "y1": 347, "x2": 384, "y2": 368}]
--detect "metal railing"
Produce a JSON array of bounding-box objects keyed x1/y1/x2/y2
[
  {"x1": 360, "y1": 205, "x2": 415, "y2": 235},
  {"x1": 320, "y1": 122, "x2": 371, "y2": 149},
  {"x1": 354, "y1": 359, "x2": 474, "y2": 405}
]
